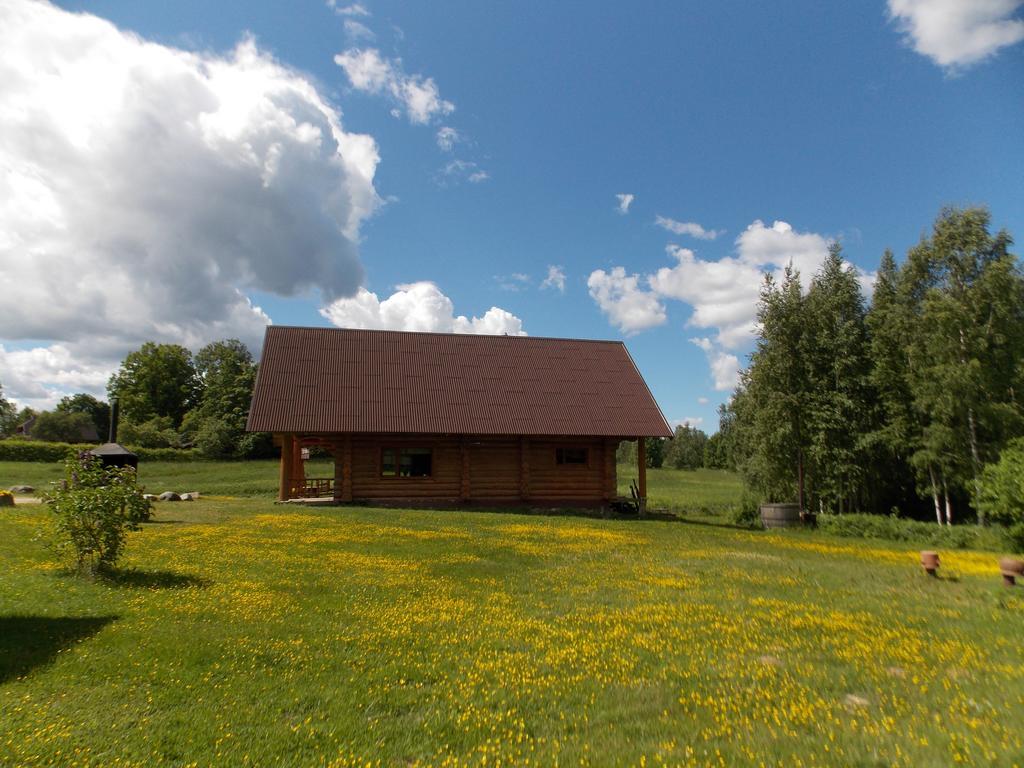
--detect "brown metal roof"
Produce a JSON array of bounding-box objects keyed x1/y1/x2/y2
[{"x1": 246, "y1": 326, "x2": 672, "y2": 438}]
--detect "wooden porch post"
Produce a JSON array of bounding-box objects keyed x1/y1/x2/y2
[
  {"x1": 341, "y1": 433, "x2": 352, "y2": 502},
  {"x1": 519, "y1": 437, "x2": 530, "y2": 503},
  {"x1": 292, "y1": 436, "x2": 304, "y2": 480},
  {"x1": 637, "y1": 437, "x2": 647, "y2": 515},
  {"x1": 333, "y1": 438, "x2": 342, "y2": 502},
  {"x1": 279, "y1": 433, "x2": 293, "y2": 501},
  {"x1": 602, "y1": 438, "x2": 616, "y2": 502}
]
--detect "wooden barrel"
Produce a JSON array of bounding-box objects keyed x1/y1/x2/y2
[{"x1": 760, "y1": 503, "x2": 802, "y2": 529}]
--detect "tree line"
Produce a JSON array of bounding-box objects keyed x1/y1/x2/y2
[
  {"x1": 617, "y1": 422, "x2": 731, "y2": 471},
  {"x1": 3, "y1": 205, "x2": 1021, "y2": 524},
  {"x1": 723, "y1": 207, "x2": 1023, "y2": 524},
  {"x1": 0, "y1": 339, "x2": 271, "y2": 459}
]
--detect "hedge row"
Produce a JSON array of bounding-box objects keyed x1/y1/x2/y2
[
  {"x1": 0, "y1": 440, "x2": 201, "y2": 463},
  {"x1": 816, "y1": 513, "x2": 1019, "y2": 552}
]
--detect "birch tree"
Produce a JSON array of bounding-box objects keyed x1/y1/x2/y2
[{"x1": 901, "y1": 207, "x2": 1024, "y2": 524}]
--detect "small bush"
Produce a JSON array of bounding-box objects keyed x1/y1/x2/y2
[
  {"x1": 817, "y1": 513, "x2": 1007, "y2": 551},
  {"x1": 0, "y1": 440, "x2": 200, "y2": 462},
  {"x1": 729, "y1": 493, "x2": 762, "y2": 528},
  {"x1": 118, "y1": 417, "x2": 181, "y2": 449},
  {"x1": 43, "y1": 453, "x2": 152, "y2": 577},
  {"x1": 194, "y1": 416, "x2": 239, "y2": 459},
  {"x1": 31, "y1": 411, "x2": 98, "y2": 443},
  {"x1": 131, "y1": 447, "x2": 202, "y2": 462},
  {"x1": 974, "y1": 438, "x2": 1024, "y2": 525},
  {"x1": 237, "y1": 431, "x2": 275, "y2": 459},
  {"x1": 1002, "y1": 523, "x2": 1024, "y2": 555}
]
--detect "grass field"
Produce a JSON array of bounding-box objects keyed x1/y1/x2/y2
[
  {"x1": 2, "y1": 462, "x2": 1022, "y2": 766},
  {"x1": 1, "y1": 460, "x2": 743, "y2": 514}
]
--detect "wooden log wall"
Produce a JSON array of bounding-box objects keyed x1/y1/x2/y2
[
  {"x1": 525, "y1": 438, "x2": 606, "y2": 502},
  {"x1": 349, "y1": 434, "x2": 463, "y2": 500},
  {"x1": 328, "y1": 434, "x2": 617, "y2": 504},
  {"x1": 466, "y1": 439, "x2": 520, "y2": 500}
]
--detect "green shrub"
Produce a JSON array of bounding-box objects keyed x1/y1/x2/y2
[
  {"x1": 42, "y1": 452, "x2": 152, "y2": 577},
  {"x1": 237, "y1": 431, "x2": 275, "y2": 459},
  {"x1": 194, "y1": 416, "x2": 239, "y2": 459},
  {"x1": 817, "y1": 513, "x2": 1008, "y2": 550},
  {"x1": 132, "y1": 446, "x2": 202, "y2": 462},
  {"x1": 0, "y1": 440, "x2": 91, "y2": 462},
  {"x1": 118, "y1": 417, "x2": 181, "y2": 449},
  {"x1": 729, "y1": 493, "x2": 762, "y2": 528},
  {"x1": 1002, "y1": 523, "x2": 1024, "y2": 555},
  {"x1": 0, "y1": 440, "x2": 200, "y2": 463},
  {"x1": 974, "y1": 438, "x2": 1024, "y2": 526},
  {"x1": 31, "y1": 411, "x2": 99, "y2": 443}
]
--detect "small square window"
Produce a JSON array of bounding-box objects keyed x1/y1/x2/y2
[
  {"x1": 381, "y1": 447, "x2": 432, "y2": 478},
  {"x1": 401, "y1": 447, "x2": 432, "y2": 477},
  {"x1": 556, "y1": 447, "x2": 588, "y2": 465}
]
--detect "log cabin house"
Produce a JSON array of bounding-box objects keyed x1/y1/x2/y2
[{"x1": 246, "y1": 326, "x2": 672, "y2": 509}]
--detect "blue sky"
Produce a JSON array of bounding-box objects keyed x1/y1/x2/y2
[{"x1": 1, "y1": 0, "x2": 1022, "y2": 430}]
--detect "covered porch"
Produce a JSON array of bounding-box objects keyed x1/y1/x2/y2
[{"x1": 273, "y1": 433, "x2": 648, "y2": 512}]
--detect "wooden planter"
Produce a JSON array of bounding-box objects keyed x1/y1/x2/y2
[
  {"x1": 998, "y1": 557, "x2": 1024, "y2": 587},
  {"x1": 920, "y1": 551, "x2": 939, "y2": 577},
  {"x1": 760, "y1": 503, "x2": 802, "y2": 529}
]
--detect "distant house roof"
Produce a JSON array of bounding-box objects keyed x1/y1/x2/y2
[
  {"x1": 247, "y1": 326, "x2": 672, "y2": 438},
  {"x1": 16, "y1": 414, "x2": 99, "y2": 442},
  {"x1": 89, "y1": 442, "x2": 136, "y2": 457}
]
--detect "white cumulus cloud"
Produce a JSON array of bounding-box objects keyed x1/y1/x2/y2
[
  {"x1": 586, "y1": 268, "x2": 666, "y2": 334},
  {"x1": 670, "y1": 416, "x2": 705, "y2": 430},
  {"x1": 649, "y1": 245, "x2": 763, "y2": 349},
  {"x1": 734, "y1": 220, "x2": 831, "y2": 277},
  {"x1": 888, "y1": 0, "x2": 1024, "y2": 68},
  {"x1": 335, "y1": 47, "x2": 454, "y2": 124},
  {"x1": 328, "y1": 2, "x2": 371, "y2": 17},
  {"x1": 495, "y1": 273, "x2": 531, "y2": 292},
  {"x1": 654, "y1": 216, "x2": 723, "y2": 240},
  {"x1": 0, "y1": 0, "x2": 382, "y2": 406},
  {"x1": 540, "y1": 265, "x2": 566, "y2": 293},
  {"x1": 689, "y1": 338, "x2": 741, "y2": 392},
  {"x1": 588, "y1": 218, "x2": 874, "y2": 393},
  {"x1": 320, "y1": 282, "x2": 525, "y2": 336},
  {"x1": 436, "y1": 126, "x2": 460, "y2": 151},
  {"x1": 437, "y1": 159, "x2": 489, "y2": 185},
  {"x1": 343, "y1": 19, "x2": 376, "y2": 42},
  {"x1": 0, "y1": 343, "x2": 113, "y2": 411},
  {"x1": 616, "y1": 193, "x2": 635, "y2": 214}
]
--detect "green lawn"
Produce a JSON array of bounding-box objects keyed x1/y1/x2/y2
[
  {"x1": 2, "y1": 460, "x2": 741, "y2": 511},
  {"x1": 2, "y1": 467, "x2": 1022, "y2": 766},
  {"x1": 618, "y1": 464, "x2": 745, "y2": 515},
  {"x1": 0, "y1": 459, "x2": 335, "y2": 498}
]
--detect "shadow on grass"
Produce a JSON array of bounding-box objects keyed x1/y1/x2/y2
[
  {"x1": 0, "y1": 615, "x2": 116, "y2": 684},
  {"x1": 101, "y1": 569, "x2": 211, "y2": 589},
  {"x1": 333, "y1": 499, "x2": 760, "y2": 529},
  {"x1": 485, "y1": 505, "x2": 759, "y2": 531},
  {"x1": 663, "y1": 515, "x2": 762, "y2": 532}
]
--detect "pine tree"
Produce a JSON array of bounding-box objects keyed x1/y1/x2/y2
[
  {"x1": 802, "y1": 244, "x2": 873, "y2": 514},
  {"x1": 865, "y1": 250, "x2": 923, "y2": 517},
  {"x1": 736, "y1": 267, "x2": 810, "y2": 505}
]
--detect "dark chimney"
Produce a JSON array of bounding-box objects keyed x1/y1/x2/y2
[
  {"x1": 108, "y1": 398, "x2": 119, "y2": 443},
  {"x1": 89, "y1": 398, "x2": 137, "y2": 471}
]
